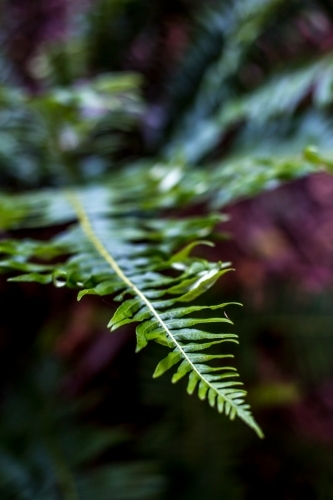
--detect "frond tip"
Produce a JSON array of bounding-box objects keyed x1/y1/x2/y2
[{"x1": 112, "y1": 293, "x2": 263, "y2": 437}]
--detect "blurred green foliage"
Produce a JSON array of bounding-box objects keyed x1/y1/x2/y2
[{"x1": 1, "y1": 0, "x2": 333, "y2": 498}]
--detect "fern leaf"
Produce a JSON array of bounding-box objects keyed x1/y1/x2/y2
[
  {"x1": 165, "y1": 0, "x2": 287, "y2": 159},
  {"x1": 68, "y1": 192, "x2": 262, "y2": 436},
  {"x1": 181, "y1": 54, "x2": 333, "y2": 163},
  {"x1": 0, "y1": 188, "x2": 262, "y2": 437}
]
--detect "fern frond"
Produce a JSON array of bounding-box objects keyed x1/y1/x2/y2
[
  {"x1": 0, "y1": 187, "x2": 262, "y2": 436},
  {"x1": 165, "y1": 0, "x2": 288, "y2": 158},
  {"x1": 220, "y1": 54, "x2": 333, "y2": 123},
  {"x1": 98, "y1": 148, "x2": 333, "y2": 212},
  {"x1": 168, "y1": 52, "x2": 333, "y2": 163},
  {"x1": 206, "y1": 148, "x2": 333, "y2": 208},
  {"x1": 2, "y1": 144, "x2": 331, "y2": 440}
]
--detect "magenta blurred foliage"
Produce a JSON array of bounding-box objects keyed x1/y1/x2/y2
[
  {"x1": 221, "y1": 173, "x2": 333, "y2": 301},
  {"x1": 291, "y1": 380, "x2": 333, "y2": 443},
  {"x1": 55, "y1": 300, "x2": 132, "y2": 396}
]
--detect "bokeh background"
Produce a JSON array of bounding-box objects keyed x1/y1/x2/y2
[{"x1": 2, "y1": 0, "x2": 333, "y2": 498}]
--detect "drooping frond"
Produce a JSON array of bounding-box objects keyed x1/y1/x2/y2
[{"x1": 0, "y1": 186, "x2": 262, "y2": 436}]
